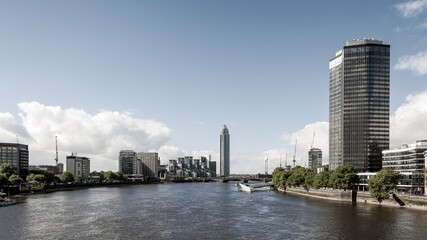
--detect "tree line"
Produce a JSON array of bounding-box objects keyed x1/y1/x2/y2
[
  {"x1": 0, "y1": 163, "x2": 129, "y2": 186},
  {"x1": 272, "y1": 164, "x2": 403, "y2": 202}
]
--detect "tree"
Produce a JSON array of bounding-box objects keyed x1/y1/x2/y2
[
  {"x1": 26, "y1": 173, "x2": 36, "y2": 182},
  {"x1": 272, "y1": 167, "x2": 285, "y2": 189},
  {"x1": 303, "y1": 169, "x2": 316, "y2": 192},
  {"x1": 44, "y1": 171, "x2": 56, "y2": 184},
  {"x1": 33, "y1": 174, "x2": 47, "y2": 182},
  {"x1": 329, "y1": 164, "x2": 359, "y2": 190},
  {"x1": 0, "y1": 163, "x2": 15, "y2": 178},
  {"x1": 9, "y1": 174, "x2": 24, "y2": 185},
  {"x1": 115, "y1": 172, "x2": 128, "y2": 182},
  {"x1": 60, "y1": 171, "x2": 75, "y2": 182},
  {"x1": 313, "y1": 171, "x2": 331, "y2": 189},
  {"x1": 0, "y1": 173, "x2": 8, "y2": 186},
  {"x1": 368, "y1": 168, "x2": 402, "y2": 202},
  {"x1": 104, "y1": 171, "x2": 117, "y2": 182},
  {"x1": 286, "y1": 166, "x2": 307, "y2": 187}
]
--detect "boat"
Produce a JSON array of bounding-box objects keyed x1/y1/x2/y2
[
  {"x1": 237, "y1": 183, "x2": 254, "y2": 193},
  {"x1": 0, "y1": 192, "x2": 16, "y2": 207}
]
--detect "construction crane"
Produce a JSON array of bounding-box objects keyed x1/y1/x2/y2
[
  {"x1": 293, "y1": 139, "x2": 297, "y2": 168},
  {"x1": 55, "y1": 136, "x2": 59, "y2": 174}
]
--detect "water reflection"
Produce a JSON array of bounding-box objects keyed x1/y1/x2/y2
[{"x1": 1, "y1": 182, "x2": 427, "y2": 239}]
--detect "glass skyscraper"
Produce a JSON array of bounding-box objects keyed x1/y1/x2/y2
[
  {"x1": 220, "y1": 125, "x2": 230, "y2": 177},
  {"x1": 329, "y1": 39, "x2": 390, "y2": 172}
]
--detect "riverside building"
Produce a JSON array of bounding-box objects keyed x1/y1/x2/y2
[
  {"x1": 220, "y1": 125, "x2": 230, "y2": 177},
  {"x1": 0, "y1": 143, "x2": 29, "y2": 178},
  {"x1": 66, "y1": 153, "x2": 90, "y2": 181},
  {"x1": 137, "y1": 152, "x2": 160, "y2": 178},
  {"x1": 382, "y1": 140, "x2": 427, "y2": 194},
  {"x1": 329, "y1": 39, "x2": 390, "y2": 172}
]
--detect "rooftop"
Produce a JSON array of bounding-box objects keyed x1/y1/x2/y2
[{"x1": 346, "y1": 38, "x2": 383, "y2": 46}]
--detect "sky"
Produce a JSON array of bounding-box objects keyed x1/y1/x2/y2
[{"x1": 1, "y1": 0, "x2": 427, "y2": 173}]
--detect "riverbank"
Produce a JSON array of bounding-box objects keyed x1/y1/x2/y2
[{"x1": 278, "y1": 187, "x2": 427, "y2": 211}]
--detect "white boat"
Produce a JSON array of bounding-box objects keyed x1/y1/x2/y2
[{"x1": 237, "y1": 183, "x2": 254, "y2": 193}]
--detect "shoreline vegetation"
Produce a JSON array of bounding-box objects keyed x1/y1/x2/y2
[
  {"x1": 272, "y1": 165, "x2": 427, "y2": 211},
  {"x1": 276, "y1": 187, "x2": 427, "y2": 211}
]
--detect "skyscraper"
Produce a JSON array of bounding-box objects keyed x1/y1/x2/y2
[
  {"x1": 329, "y1": 39, "x2": 390, "y2": 172},
  {"x1": 220, "y1": 125, "x2": 230, "y2": 177}
]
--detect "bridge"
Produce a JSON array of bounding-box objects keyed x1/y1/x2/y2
[{"x1": 208, "y1": 176, "x2": 272, "y2": 182}]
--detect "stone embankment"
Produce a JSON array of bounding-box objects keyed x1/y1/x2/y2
[{"x1": 278, "y1": 187, "x2": 427, "y2": 211}]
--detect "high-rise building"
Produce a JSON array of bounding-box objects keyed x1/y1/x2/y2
[
  {"x1": 0, "y1": 143, "x2": 29, "y2": 178},
  {"x1": 329, "y1": 39, "x2": 390, "y2": 172},
  {"x1": 308, "y1": 148, "x2": 322, "y2": 169},
  {"x1": 118, "y1": 150, "x2": 142, "y2": 175},
  {"x1": 220, "y1": 125, "x2": 230, "y2": 177},
  {"x1": 137, "y1": 152, "x2": 159, "y2": 178},
  {"x1": 66, "y1": 153, "x2": 90, "y2": 181}
]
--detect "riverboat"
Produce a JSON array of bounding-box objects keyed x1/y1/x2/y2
[{"x1": 0, "y1": 192, "x2": 15, "y2": 207}]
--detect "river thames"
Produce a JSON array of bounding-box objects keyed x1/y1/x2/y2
[{"x1": 1, "y1": 182, "x2": 427, "y2": 239}]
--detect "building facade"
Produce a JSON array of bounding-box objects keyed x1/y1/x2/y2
[
  {"x1": 220, "y1": 125, "x2": 230, "y2": 177},
  {"x1": 329, "y1": 39, "x2": 390, "y2": 172},
  {"x1": 137, "y1": 152, "x2": 159, "y2": 178},
  {"x1": 308, "y1": 148, "x2": 322, "y2": 169},
  {"x1": 118, "y1": 150, "x2": 143, "y2": 176},
  {"x1": 382, "y1": 140, "x2": 427, "y2": 194},
  {"x1": 66, "y1": 154, "x2": 90, "y2": 181},
  {"x1": 0, "y1": 143, "x2": 29, "y2": 178}
]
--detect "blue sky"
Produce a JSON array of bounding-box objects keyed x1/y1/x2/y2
[{"x1": 1, "y1": 0, "x2": 427, "y2": 173}]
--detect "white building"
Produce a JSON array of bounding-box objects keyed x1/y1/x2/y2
[{"x1": 66, "y1": 153, "x2": 90, "y2": 181}]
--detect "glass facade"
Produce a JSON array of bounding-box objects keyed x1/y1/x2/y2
[
  {"x1": 329, "y1": 40, "x2": 390, "y2": 172},
  {"x1": 0, "y1": 143, "x2": 29, "y2": 177}
]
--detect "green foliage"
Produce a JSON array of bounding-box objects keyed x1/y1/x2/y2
[
  {"x1": 0, "y1": 163, "x2": 15, "y2": 178},
  {"x1": 329, "y1": 164, "x2": 359, "y2": 190},
  {"x1": 44, "y1": 171, "x2": 56, "y2": 184},
  {"x1": 272, "y1": 167, "x2": 285, "y2": 188},
  {"x1": 286, "y1": 166, "x2": 307, "y2": 187},
  {"x1": 8, "y1": 174, "x2": 24, "y2": 185},
  {"x1": 303, "y1": 169, "x2": 316, "y2": 191},
  {"x1": 104, "y1": 171, "x2": 117, "y2": 182},
  {"x1": 33, "y1": 174, "x2": 47, "y2": 182},
  {"x1": 115, "y1": 172, "x2": 128, "y2": 182},
  {"x1": 26, "y1": 173, "x2": 36, "y2": 182},
  {"x1": 313, "y1": 171, "x2": 331, "y2": 189},
  {"x1": 60, "y1": 171, "x2": 75, "y2": 182},
  {"x1": 0, "y1": 173, "x2": 8, "y2": 186},
  {"x1": 368, "y1": 168, "x2": 402, "y2": 202}
]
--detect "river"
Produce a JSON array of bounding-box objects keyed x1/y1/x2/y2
[{"x1": 1, "y1": 182, "x2": 427, "y2": 239}]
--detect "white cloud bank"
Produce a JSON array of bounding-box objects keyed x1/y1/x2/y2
[
  {"x1": 395, "y1": 0, "x2": 427, "y2": 18},
  {"x1": 390, "y1": 90, "x2": 427, "y2": 147},
  {"x1": 395, "y1": 49, "x2": 427, "y2": 75},
  {"x1": 0, "y1": 102, "x2": 171, "y2": 171}
]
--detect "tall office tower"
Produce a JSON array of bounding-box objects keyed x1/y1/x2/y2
[
  {"x1": 137, "y1": 152, "x2": 159, "y2": 178},
  {"x1": 220, "y1": 125, "x2": 230, "y2": 177},
  {"x1": 329, "y1": 39, "x2": 390, "y2": 172}
]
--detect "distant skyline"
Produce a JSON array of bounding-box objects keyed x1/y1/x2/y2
[{"x1": 1, "y1": 1, "x2": 427, "y2": 173}]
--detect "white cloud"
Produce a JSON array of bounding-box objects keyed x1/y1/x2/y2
[
  {"x1": 416, "y1": 18, "x2": 427, "y2": 29},
  {"x1": 395, "y1": 49, "x2": 427, "y2": 75},
  {"x1": 286, "y1": 122, "x2": 329, "y2": 166},
  {"x1": 0, "y1": 101, "x2": 171, "y2": 171},
  {"x1": 390, "y1": 90, "x2": 427, "y2": 147},
  {"x1": 395, "y1": 0, "x2": 427, "y2": 18}
]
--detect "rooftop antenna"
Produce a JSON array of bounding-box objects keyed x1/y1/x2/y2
[
  {"x1": 293, "y1": 139, "x2": 297, "y2": 168},
  {"x1": 280, "y1": 154, "x2": 282, "y2": 167},
  {"x1": 285, "y1": 153, "x2": 288, "y2": 167},
  {"x1": 16, "y1": 135, "x2": 19, "y2": 144},
  {"x1": 311, "y1": 132, "x2": 316, "y2": 149}
]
